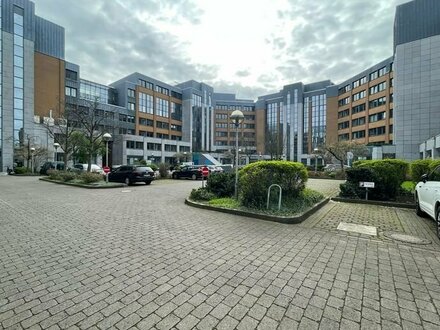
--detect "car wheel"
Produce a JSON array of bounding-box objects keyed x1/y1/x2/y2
[
  {"x1": 191, "y1": 174, "x2": 197, "y2": 180},
  {"x1": 436, "y1": 207, "x2": 440, "y2": 239},
  {"x1": 415, "y1": 194, "x2": 425, "y2": 217},
  {"x1": 124, "y1": 177, "x2": 130, "y2": 185},
  {"x1": 145, "y1": 181, "x2": 151, "y2": 185}
]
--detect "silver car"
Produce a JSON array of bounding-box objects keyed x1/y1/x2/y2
[{"x1": 415, "y1": 165, "x2": 440, "y2": 238}]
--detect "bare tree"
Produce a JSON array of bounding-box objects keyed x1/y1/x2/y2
[
  {"x1": 265, "y1": 130, "x2": 285, "y2": 160},
  {"x1": 325, "y1": 141, "x2": 369, "y2": 172},
  {"x1": 44, "y1": 99, "x2": 81, "y2": 169},
  {"x1": 73, "y1": 99, "x2": 114, "y2": 172}
]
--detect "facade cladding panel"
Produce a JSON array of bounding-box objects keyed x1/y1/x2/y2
[
  {"x1": 34, "y1": 16, "x2": 65, "y2": 59},
  {"x1": 1, "y1": 0, "x2": 35, "y2": 40},
  {"x1": 394, "y1": 0, "x2": 440, "y2": 50}
]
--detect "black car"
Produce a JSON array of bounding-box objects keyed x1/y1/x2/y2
[
  {"x1": 39, "y1": 161, "x2": 65, "y2": 175},
  {"x1": 172, "y1": 165, "x2": 207, "y2": 180},
  {"x1": 108, "y1": 165, "x2": 155, "y2": 185}
]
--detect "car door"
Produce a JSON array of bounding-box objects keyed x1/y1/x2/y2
[{"x1": 420, "y1": 166, "x2": 440, "y2": 218}]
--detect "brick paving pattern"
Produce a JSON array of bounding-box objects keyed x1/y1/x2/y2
[{"x1": 1, "y1": 176, "x2": 440, "y2": 329}]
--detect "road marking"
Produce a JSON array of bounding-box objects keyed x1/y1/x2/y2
[
  {"x1": 121, "y1": 190, "x2": 131, "y2": 193},
  {"x1": 337, "y1": 222, "x2": 377, "y2": 236}
]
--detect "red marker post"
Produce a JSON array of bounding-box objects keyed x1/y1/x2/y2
[
  {"x1": 104, "y1": 166, "x2": 110, "y2": 183},
  {"x1": 202, "y1": 166, "x2": 209, "y2": 188}
]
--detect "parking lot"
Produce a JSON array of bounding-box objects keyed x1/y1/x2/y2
[{"x1": 1, "y1": 176, "x2": 440, "y2": 329}]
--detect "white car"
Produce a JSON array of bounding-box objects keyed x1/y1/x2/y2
[
  {"x1": 73, "y1": 163, "x2": 104, "y2": 174},
  {"x1": 415, "y1": 165, "x2": 440, "y2": 237}
]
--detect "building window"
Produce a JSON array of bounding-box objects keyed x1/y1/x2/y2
[
  {"x1": 369, "y1": 126, "x2": 386, "y2": 136},
  {"x1": 65, "y1": 87, "x2": 77, "y2": 97},
  {"x1": 155, "y1": 85, "x2": 169, "y2": 96},
  {"x1": 128, "y1": 102, "x2": 135, "y2": 111},
  {"x1": 13, "y1": 7, "x2": 24, "y2": 146},
  {"x1": 171, "y1": 102, "x2": 182, "y2": 121},
  {"x1": 171, "y1": 91, "x2": 182, "y2": 100},
  {"x1": 338, "y1": 121, "x2": 349, "y2": 130},
  {"x1": 369, "y1": 66, "x2": 387, "y2": 81},
  {"x1": 369, "y1": 112, "x2": 387, "y2": 123},
  {"x1": 369, "y1": 97, "x2": 386, "y2": 109},
  {"x1": 352, "y1": 76, "x2": 367, "y2": 89},
  {"x1": 352, "y1": 130, "x2": 366, "y2": 139},
  {"x1": 139, "y1": 79, "x2": 153, "y2": 90},
  {"x1": 128, "y1": 89, "x2": 135, "y2": 98},
  {"x1": 156, "y1": 98, "x2": 169, "y2": 117},
  {"x1": 156, "y1": 121, "x2": 169, "y2": 129},
  {"x1": 338, "y1": 84, "x2": 351, "y2": 95},
  {"x1": 369, "y1": 82, "x2": 387, "y2": 95},
  {"x1": 352, "y1": 90, "x2": 366, "y2": 102},
  {"x1": 66, "y1": 69, "x2": 78, "y2": 80},
  {"x1": 171, "y1": 124, "x2": 182, "y2": 131},
  {"x1": 352, "y1": 117, "x2": 366, "y2": 127},
  {"x1": 338, "y1": 109, "x2": 350, "y2": 118},
  {"x1": 139, "y1": 118, "x2": 154, "y2": 126},
  {"x1": 338, "y1": 133, "x2": 349, "y2": 141},
  {"x1": 352, "y1": 103, "x2": 366, "y2": 114},
  {"x1": 139, "y1": 92, "x2": 154, "y2": 114},
  {"x1": 338, "y1": 97, "x2": 350, "y2": 106}
]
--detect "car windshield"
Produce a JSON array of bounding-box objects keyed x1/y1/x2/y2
[{"x1": 135, "y1": 167, "x2": 152, "y2": 172}]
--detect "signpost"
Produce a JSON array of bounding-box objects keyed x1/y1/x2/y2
[
  {"x1": 359, "y1": 181, "x2": 375, "y2": 200},
  {"x1": 202, "y1": 166, "x2": 209, "y2": 188}
]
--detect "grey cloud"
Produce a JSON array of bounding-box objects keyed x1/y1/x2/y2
[
  {"x1": 210, "y1": 80, "x2": 271, "y2": 101},
  {"x1": 236, "y1": 69, "x2": 251, "y2": 77}
]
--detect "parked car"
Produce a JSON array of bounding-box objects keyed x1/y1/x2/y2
[
  {"x1": 415, "y1": 165, "x2": 440, "y2": 237},
  {"x1": 73, "y1": 163, "x2": 104, "y2": 174},
  {"x1": 108, "y1": 165, "x2": 155, "y2": 185},
  {"x1": 172, "y1": 165, "x2": 206, "y2": 180},
  {"x1": 323, "y1": 164, "x2": 349, "y2": 172},
  {"x1": 208, "y1": 165, "x2": 224, "y2": 173},
  {"x1": 39, "y1": 161, "x2": 65, "y2": 175}
]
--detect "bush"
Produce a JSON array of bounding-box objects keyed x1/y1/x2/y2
[
  {"x1": 14, "y1": 166, "x2": 29, "y2": 174},
  {"x1": 189, "y1": 188, "x2": 216, "y2": 201},
  {"x1": 410, "y1": 159, "x2": 432, "y2": 182},
  {"x1": 340, "y1": 167, "x2": 377, "y2": 199},
  {"x1": 239, "y1": 161, "x2": 308, "y2": 208},
  {"x1": 158, "y1": 163, "x2": 169, "y2": 178},
  {"x1": 58, "y1": 171, "x2": 77, "y2": 182},
  {"x1": 206, "y1": 172, "x2": 235, "y2": 197},
  {"x1": 149, "y1": 163, "x2": 158, "y2": 171},
  {"x1": 341, "y1": 159, "x2": 409, "y2": 200},
  {"x1": 47, "y1": 169, "x2": 62, "y2": 180},
  {"x1": 79, "y1": 172, "x2": 103, "y2": 183}
]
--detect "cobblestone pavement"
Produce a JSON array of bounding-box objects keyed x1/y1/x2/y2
[{"x1": 1, "y1": 176, "x2": 440, "y2": 329}]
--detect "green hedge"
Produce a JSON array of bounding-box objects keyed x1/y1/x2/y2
[
  {"x1": 410, "y1": 159, "x2": 432, "y2": 182},
  {"x1": 239, "y1": 161, "x2": 308, "y2": 208},
  {"x1": 14, "y1": 166, "x2": 30, "y2": 174},
  {"x1": 341, "y1": 159, "x2": 409, "y2": 200},
  {"x1": 206, "y1": 172, "x2": 235, "y2": 197}
]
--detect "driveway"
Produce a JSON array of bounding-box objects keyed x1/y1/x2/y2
[{"x1": 0, "y1": 176, "x2": 440, "y2": 329}]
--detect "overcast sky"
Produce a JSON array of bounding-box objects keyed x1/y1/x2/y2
[{"x1": 34, "y1": 0, "x2": 409, "y2": 100}]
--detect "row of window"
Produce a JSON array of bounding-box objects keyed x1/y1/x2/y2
[
  {"x1": 338, "y1": 111, "x2": 388, "y2": 130},
  {"x1": 216, "y1": 105, "x2": 255, "y2": 111},
  {"x1": 215, "y1": 123, "x2": 255, "y2": 129},
  {"x1": 338, "y1": 125, "x2": 391, "y2": 141},
  {"x1": 369, "y1": 82, "x2": 387, "y2": 95},
  {"x1": 138, "y1": 131, "x2": 182, "y2": 140},
  {"x1": 338, "y1": 96, "x2": 390, "y2": 118},
  {"x1": 338, "y1": 64, "x2": 392, "y2": 95},
  {"x1": 65, "y1": 87, "x2": 77, "y2": 97}
]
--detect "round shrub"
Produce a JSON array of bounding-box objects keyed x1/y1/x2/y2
[
  {"x1": 158, "y1": 163, "x2": 169, "y2": 178},
  {"x1": 410, "y1": 159, "x2": 432, "y2": 182},
  {"x1": 14, "y1": 166, "x2": 29, "y2": 174},
  {"x1": 47, "y1": 169, "x2": 62, "y2": 181},
  {"x1": 189, "y1": 188, "x2": 216, "y2": 201},
  {"x1": 340, "y1": 167, "x2": 376, "y2": 199},
  {"x1": 59, "y1": 171, "x2": 77, "y2": 182},
  {"x1": 79, "y1": 172, "x2": 103, "y2": 184},
  {"x1": 206, "y1": 172, "x2": 235, "y2": 197},
  {"x1": 239, "y1": 161, "x2": 308, "y2": 208}
]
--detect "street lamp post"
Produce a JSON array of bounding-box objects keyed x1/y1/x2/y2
[
  {"x1": 230, "y1": 110, "x2": 244, "y2": 199},
  {"x1": 103, "y1": 133, "x2": 112, "y2": 183},
  {"x1": 53, "y1": 142, "x2": 60, "y2": 162},
  {"x1": 313, "y1": 147, "x2": 319, "y2": 173},
  {"x1": 30, "y1": 147, "x2": 35, "y2": 174},
  {"x1": 183, "y1": 151, "x2": 187, "y2": 163}
]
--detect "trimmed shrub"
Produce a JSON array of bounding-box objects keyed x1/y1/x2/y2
[
  {"x1": 47, "y1": 169, "x2": 62, "y2": 181},
  {"x1": 14, "y1": 166, "x2": 29, "y2": 174},
  {"x1": 410, "y1": 159, "x2": 432, "y2": 182},
  {"x1": 158, "y1": 163, "x2": 169, "y2": 178},
  {"x1": 149, "y1": 163, "x2": 158, "y2": 171},
  {"x1": 189, "y1": 188, "x2": 216, "y2": 201},
  {"x1": 429, "y1": 159, "x2": 440, "y2": 171},
  {"x1": 59, "y1": 171, "x2": 77, "y2": 182},
  {"x1": 206, "y1": 172, "x2": 235, "y2": 198},
  {"x1": 79, "y1": 172, "x2": 102, "y2": 184},
  {"x1": 342, "y1": 159, "x2": 409, "y2": 200},
  {"x1": 340, "y1": 167, "x2": 377, "y2": 199},
  {"x1": 239, "y1": 161, "x2": 308, "y2": 208}
]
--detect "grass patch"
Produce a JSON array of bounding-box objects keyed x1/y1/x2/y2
[
  {"x1": 401, "y1": 181, "x2": 416, "y2": 193},
  {"x1": 208, "y1": 198, "x2": 240, "y2": 208}
]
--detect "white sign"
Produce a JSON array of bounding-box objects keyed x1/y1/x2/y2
[
  {"x1": 359, "y1": 182, "x2": 375, "y2": 188},
  {"x1": 347, "y1": 151, "x2": 354, "y2": 160}
]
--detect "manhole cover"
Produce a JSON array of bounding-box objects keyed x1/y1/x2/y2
[{"x1": 382, "y1": 232, "x2": 431, "y2": 245}]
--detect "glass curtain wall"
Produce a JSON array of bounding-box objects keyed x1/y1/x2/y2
[
  {"x1": 0, "y1": 1, "x2": 2, "y2": 170},
  {"x1": 13, "y1": 7, "x2": 24, "y2": 157}
]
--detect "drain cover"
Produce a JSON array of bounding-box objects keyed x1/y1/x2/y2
[{"x1": 383, "y1": 232, "x2": 431, "y2": 245}]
